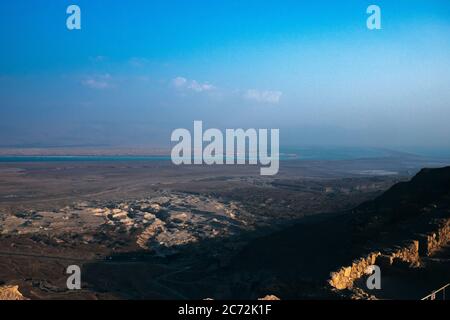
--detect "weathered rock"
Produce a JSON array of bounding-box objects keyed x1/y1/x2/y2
[
  {"x1": 258, "y1": 294, "x2": 280, "y2": 300},
  {"x1": 0, "y1": 285, "x2": 26, "y2": 300}
]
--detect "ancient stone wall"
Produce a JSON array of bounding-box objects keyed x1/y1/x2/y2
[
  {"x1": 329, "y1": 252, "x2": 380, "y2": 290},
  {"x1": 419, "y1": 218, "x2": 450, "y2": 256},
  {"x1": 329, "y1": 217, "x2": 450, "y2": 290}
]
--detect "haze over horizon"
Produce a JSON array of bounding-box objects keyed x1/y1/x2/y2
[{"x1": 1, "y1": 0, "x2": 450, "y2": 151}]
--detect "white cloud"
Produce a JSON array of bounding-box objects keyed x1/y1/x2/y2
[
  {"x1": 81, "y1": 74, "x2": 113, "y2": 90},
  {"x1": 172, "y1": 76, "x2": 188, "y2": 88},
  {"x1": 244, "y1": 89, "x2": 282, "y2": 104},
  {"x1": 172, "y1": 76, "x2": 215, "y2": 92},
  {"x1": 188, "y1": 80, "x2": 215, "y2": 92}
]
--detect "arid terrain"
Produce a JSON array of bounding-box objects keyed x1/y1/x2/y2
[{"x1": 0, "y1": 155, "x2": 449, "y2": 299}]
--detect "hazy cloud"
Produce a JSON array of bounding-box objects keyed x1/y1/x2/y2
[
  {"x1": 172, "y1": 76, "x2": 215, "y2": 92},
  {"x1": 172, "y1": 76, "x2": 188, "y2": 88},
  {"x1": 244, "y1": 89, "x2": 282, "y2": 104},
  {"x1": 81, "y1": 74, "x2": 113, "y2": 89}
]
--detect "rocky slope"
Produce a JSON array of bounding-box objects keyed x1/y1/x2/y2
[{"x1": 223, "y1": 166, "x2": 450, "y2": 299}]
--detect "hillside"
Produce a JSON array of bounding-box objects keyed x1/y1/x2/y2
[{"x1": 225, "y1": 167, "x2": 450, "y2": 299}]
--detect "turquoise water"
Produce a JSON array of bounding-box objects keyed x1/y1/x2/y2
[{"x1": 0, "y1": 147, "x2": 399, "y2": 163}]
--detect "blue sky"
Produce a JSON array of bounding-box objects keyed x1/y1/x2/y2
[{"x1": 0, "y1": 0, "x2": 449, "y2": 149}]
